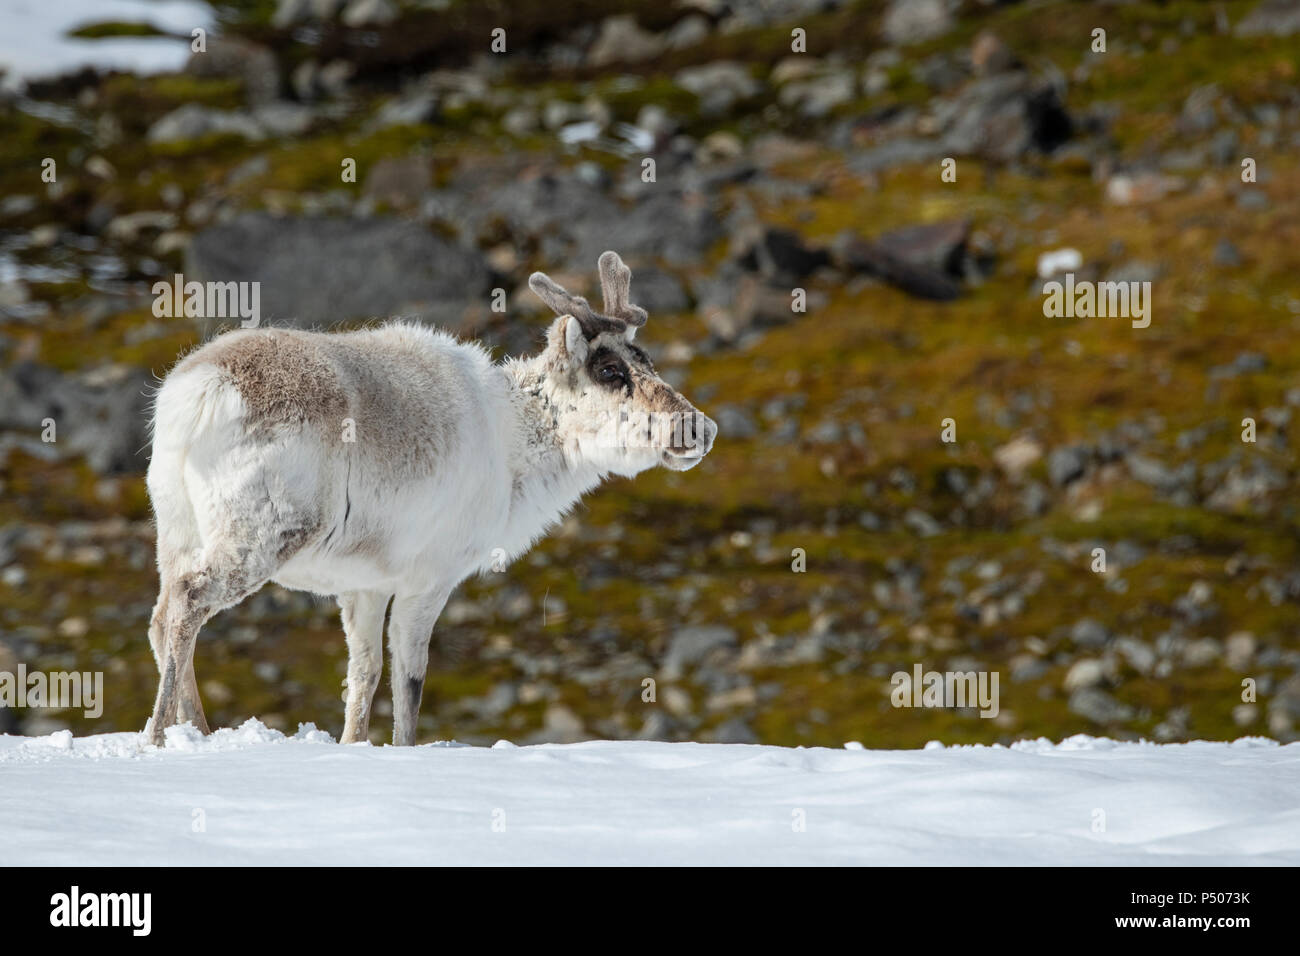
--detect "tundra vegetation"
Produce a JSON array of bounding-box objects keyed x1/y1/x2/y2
[{"x1": 1, "y1": 0, "x2": 1299, "y2": 747}]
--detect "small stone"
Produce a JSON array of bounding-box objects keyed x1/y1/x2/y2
[
  {"x1": 1063, "y1": 658, "x2": 1107, "y2": 691},
  {"x1": 1069, "y1": 687, "x2": 1133, "y2": 725},
  {"x1": 993, "y1": 435, "x2": 1043, "y2": 481},
  {"x1": 1212, "y1": 238, "x2": 1242, "y2": 267},
  {"x1": 971, "y1": 30, "x2": 1016, "y2": 74},
  {"x1": 1070, "y1": 618, "x2": 1110, "y2": 649},
  {"x1": 341, "y1": 0, "x2": 398, "y2": 28},
  {"x1": 1047, "y1": 445, "x2": 1087, "y2": 487},
  {"x1": 882, "y1": 0, "x2": 952, "y2": 45},
  {"x1": 1225, "y1": 631, "x2": 1256, "y2": 670}
]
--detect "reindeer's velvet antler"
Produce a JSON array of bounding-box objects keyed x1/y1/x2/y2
[
  {"x1": 598, "y1": 251, "x2": 648, "y2": 328},
  {"x1": 529, "y1": 250, "x2": 647, "y2": 337}
]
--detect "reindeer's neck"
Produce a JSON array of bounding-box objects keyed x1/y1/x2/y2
[{"x1": 498, "y1": 357, "x2": 605, "y2": 557}]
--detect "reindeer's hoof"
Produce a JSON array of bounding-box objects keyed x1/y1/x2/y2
[{"x1": 143, "y1": 720, "x2": 166, "y2": 748}]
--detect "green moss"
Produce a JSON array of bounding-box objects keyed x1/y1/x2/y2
[{"x1": 67, "y1": 21, "x2": 169, "y2": 39}]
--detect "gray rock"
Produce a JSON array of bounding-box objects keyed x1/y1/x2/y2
[
  {"x1": 1125, "y1": 453, "x2": 1194, "y2": 493},
  {"x1": 1177, "y1": 84, "x2": 1221, "y2": 135},
  {"x1": 147, "y1": 104, "x2": 262, "y2": 144},
  {"x1": 1213, "y1": 238, "x2": 1242, "y2": 267},
  {"x1": 778, "y1": 70, "x2": 856, "y2": 119},
  {"x1": 588, "y1": 15, "x2": 664, "y2": 66},
  {"x1": 849, "y1": 137, "x2": 948, "y2": 173},
  {"x1": 1237, "y1": 190, "x2": 1269, "y2": 211},
  {"x1": 664, "y1": 626, "x2": 737, "y2": 675},
  {"x1": 272, "y1": 0, "x2": 317, "y2": 28},
  {"x1": 1011, "y1": 657, "x2": 1049, "y2": 682},
  {"x1": 291, "y1": 60, "x2": 320, "y2": 102},
  {"x1": 1103, "y1": 260, "x2": 1161, "y2": 285},
  {"x1": 252, "y1": 102, "x2": 316, "y2": 138},
  {"x1": 935, "y1": 72, "x2": 1072, "y2": 161},
  {"x1": 341, "y1": 0, "x2": 398, "y2": 27},
  {"x1": 371, "y1": 91, "x2": 438, "y2": 129},
  {"x1": 1019, "y1": 480, "x2": 1050, "y2": 517},
  {"x1": 1267, "y1": 674, "x2": 1300, "y2": 720},
  {"x1": 1206, "y1": 462, "x2": 1288, "y2": 511},
  {"x1": 1070, "y1": 618, "x2": 1110, "y2": 649},
  {"x1": 1152, "y1": 707, "x2": 1190, "y2": 742},
  {"x1": 876, "y1": 219, "x2": 970, "y2": 275},
  {"x1": 830, "y1": 231, "x2": 962, "y2": 300},
  {"x1": 594, "y1": 192, "x2": 723, "y2": 267},
  {"x1": 318, "y1": 60, "x2": 355, "y2": 98},
  {"x1": 628, "y1": 268, "x2": 689, "y2": 314},
  {"x1": 807, "y1": 419, "x2": 844, "y2": 444},
  {"x1": 1115, "y1": 636, "x2": 1156, "y2": 675},
  {"x1": 664, "y1": 14, "x2": 710, "y2": 50},
  {"x1": 1225, "y1": 632, "x2": 1256, "y2": 671},
  {"x1": 105, "y1": 210, "x2": 177, "y2": 244},
  {"x1": 1236, "y1": 0, "x2": 1300, "y2": 37},
  {"x1": 713, "y1": 404, "x2": 759, "y2": 440},
  {"x1": 1069, "y1": 687, "x2": 1134, "y2": 725},
  {"x1": 675, "y1": 62, "x2": 761, "y2": 116},
  {"x1": 186, "y1": 213, "x2": 489, "y2": 328},
  {"x1": 915, "y1": 52, "x2": 965, "y2": 92},
  {"x1": 636, "y1": 709, "x2": 682, "y2": 741},
  {"x1": 1047, "y1": 445, "x2": 1088, "y2": 487},
  {"x1": 1063, "y1": 658, "x2": 1108, "y2": 691},
  {"x1": 1209, "y1": 128, "x2": 1239, "y2": 165},
  {"x1": 971, "y1": 30, "x2": 1018, "y2": 75},
  {"x1": 700, "y1": 274, "x2": 805, "y2": 341},
  {"x1": 904, "y1": 508, "x2": 943, "y2": 537},
  {"x1": 882, "y1": 0, "x2": 953, "y2": 45},
  {"x1": 0, "y1": 362, "x2": 150, "y2": 474},
  {"x1": 1209, "y1": 351, "x2": 1267, "y2": 378},
  {"x1": 146, "y1": 102, "x2": 315, "y2": 144},
  {"x1": 501, "y1": 106, "x2": 537, "y2": 137}
]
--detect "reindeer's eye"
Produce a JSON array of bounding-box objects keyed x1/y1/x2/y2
[{"x1": 598, "y1": 364, "x2": 626, "y2": 385}]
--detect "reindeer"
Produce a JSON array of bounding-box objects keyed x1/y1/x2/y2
[{"x1": 143, "y1": 251, "x2": 717, "y2": 746}]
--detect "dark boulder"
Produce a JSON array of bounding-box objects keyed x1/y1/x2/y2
[{"x1": 186, "y1": 213, "x2": 490, "y2": 329}]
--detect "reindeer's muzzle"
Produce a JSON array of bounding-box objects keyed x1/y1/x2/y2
[{"x1": 663, "y1": 411, "x2": 717, "y2": 471}]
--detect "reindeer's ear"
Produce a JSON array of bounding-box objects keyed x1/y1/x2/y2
[
  {"x1": 564, "y1": 314, "x2": 588, "y2": 361},
  {"x1": 547, "y1": 314, "x2": 588, "y2": 363},
  {"x1": 623, "y1": 323, "x2": 638, "y2": 343}
]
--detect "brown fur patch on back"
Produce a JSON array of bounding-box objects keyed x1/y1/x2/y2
[{"x1": 184, "y1": 330, "x2": 350, "y2": 432}]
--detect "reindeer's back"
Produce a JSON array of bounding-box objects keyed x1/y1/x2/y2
[{"x1": 167, "y1": 324, "x2": 498, "y2": 473}]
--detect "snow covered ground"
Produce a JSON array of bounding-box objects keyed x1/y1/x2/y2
[
  {"x1": 0, "y1": 0, "x2": 213, "y2": 89},
  {"x1": 3, "y1": 721, "x2": 1298, "y2": 865}
]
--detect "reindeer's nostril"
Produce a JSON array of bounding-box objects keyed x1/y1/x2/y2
[
  {"x1": 685, "y1": 413, "x2": 717, "y2": 455},
  {"x1": 699, "y1": 415, "x2": 718, "y2": 453}
]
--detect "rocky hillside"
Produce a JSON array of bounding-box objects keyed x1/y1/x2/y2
[{"x1": 2, "y1": 0, "x2": 1300, "y2": 747}]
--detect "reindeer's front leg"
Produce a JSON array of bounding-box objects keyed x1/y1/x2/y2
[
  {"x1": 387, "y1": 588, "x2": 450, "y2": 746},
  {"x1": 339, "y1": 590, "x2": 390, "y2": 743}
]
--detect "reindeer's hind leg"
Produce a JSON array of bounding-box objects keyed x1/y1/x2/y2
[
  {"x1": 148, "y1": 474, "x2": 213, "y2": 737},
  {"x1": 339, "y1": 590, "x2": 390, "y2": 744},
  {"x1": 146, "y1": 521, "x2": 317, "y2": 746},
  {"x1": 148, "y1": 589, "x2": 210, "y2": 735}
]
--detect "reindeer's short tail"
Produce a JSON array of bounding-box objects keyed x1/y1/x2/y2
[{"x1": 147, "y1": 364, "x2": 246, "y2": 575}]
